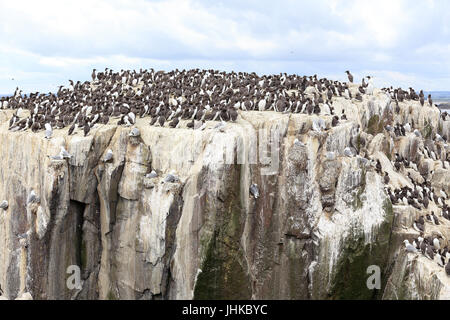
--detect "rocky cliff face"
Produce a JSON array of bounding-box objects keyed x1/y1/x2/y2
[{"x1": 0, "y1": 84, "x2": 449, "y2": 299}]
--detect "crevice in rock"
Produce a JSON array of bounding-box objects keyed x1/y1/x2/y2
[
  {"x1": 161, "y1": 184, "x2": 184, "y2": 299},
  {"x1": 69, "y1": 200, "x2": 85, "y2": 271}
]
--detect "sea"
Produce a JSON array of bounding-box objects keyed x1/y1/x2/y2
[{"x1": 426, "y1": 91, "x2": 450, "y2": 113}]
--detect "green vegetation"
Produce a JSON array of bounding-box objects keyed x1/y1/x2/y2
[
  {"x1": 422, "y1": 119, "x2": 433, "y2": 139},
  {"x1": 352, "y1": 167, "x2": 366, "y2": 211},
  {"x1": 382, "y1": 139, "x2": 392, "y2": 161},
  {"x1": 107, "y1": 290, "x2": 117, "y2": 300},
  {"x1": 193, "y1": 165, "x2": 251, "y2": 300},
  {"x1": 330, "y1": 198, "x2": 394, "y2": 299},
  {"x1": 355, "y1": 134, "x2": 362, "y2": 153},
  {"x1": 80, "y1": 240, "x2": 87, "y2": 270},
  {"x1": 367, "y1": 115, "x2": 383, "y2": 135}
]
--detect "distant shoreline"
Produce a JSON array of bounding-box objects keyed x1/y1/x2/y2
[{"x1": 438, "y1": 102, "x2": 450, "y2": 110}]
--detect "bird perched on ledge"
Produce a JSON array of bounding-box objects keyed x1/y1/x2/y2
[
  {"x1": 250, "y1": 183, "x2": 259, "y2": 199},
  {"x1": 345, "y1": 70, "x2": 353, "y2": 83},
  {"x1": 0, "y1": 64, "x2": 444, "y2": 168},
  {"x1": 403, "y1": 239, "x2": 417, "y2": 253},
  {"x1": 384, "y1": 172, "x2": 390, "y2": 184},
  {"x1": 27, "y1": 190, "x2": 38, "y2": 204},
  {"x1": 103, "y1": 149, "x2": 113, "y2": 162},
  {"x1": 145, "y1": 170, "x2": 158, "y2": 179},
  {"x1": 129, "y1": 127, "x2": 140, "y2": 137},
  {"x1": 0, "y1": 200, "x2": 8, "y2": 210}
]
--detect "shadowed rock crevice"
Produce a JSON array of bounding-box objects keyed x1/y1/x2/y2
[
  {"x1": 193, "y1": 163, "x2": 252, "y2": 300},
  {"x1": 160, "y1": 189, "x2": 184, "y2": 299}
]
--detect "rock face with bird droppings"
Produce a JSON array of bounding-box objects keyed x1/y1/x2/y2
[{"x1": 0, "y1": 79, "x2": 449, "y2": 300}]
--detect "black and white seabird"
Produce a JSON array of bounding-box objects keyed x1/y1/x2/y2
[
  {"x1": 413, "y1": 219, "x2": 425, "y2": 232},
  {"x1": 345, "y1": 71, "x2": 353, "y2": 83},
  {"x1": 420, "y1": 239, "x2": 427, "y2": 254},
  {"x1": 375, "y1": 160, "x2": 382, "y2": 173},
  {"x1": 431, "y1": 212, "x2": 440, "y2": 225},
  {"x1": 68, "y1": 123, "x2": 76, "y2": 135},
  {"x1": 425, "y1": 244, "x2": 435, "y2": 260},
  {"x1": 433, "y1": 236, "x2": 442, "y2": 250},
  {"x1": 83, "y1": 123, "x2": 90, "y2": 136},
  {"x1": 446, "y1": 260, "x2": 450, "y2": 276},
  {"x1": 384, "y1": 172, "x2": 390, "y2": 184},
  {"x1": 331, "y1": 116, "x2": 339, "y2": 127},
  {"x1": 433, "y1": 250, "x2": 444, "y2": 267},
  {"x1": 418, "y1": 215, "x2": 425, "y2": 225},
  {"x1": 0, "y1": 200, "x2": 8, "y2": 210}
]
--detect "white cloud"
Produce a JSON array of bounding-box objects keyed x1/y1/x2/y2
[
  {"x1": 0, "y1": 0, "x2": 449, "y2": 92},
  {"x1": 329, "y1": 0, "x2": 410, "y2": 48}
]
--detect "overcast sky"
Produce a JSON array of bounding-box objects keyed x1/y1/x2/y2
[{"x1": 1, "y1": 0, "x2": 450, "y2": 94}]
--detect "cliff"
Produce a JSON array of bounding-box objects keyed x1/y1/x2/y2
[{"x1": 0, "y1": 84, "x2": 449, "y2": 299}]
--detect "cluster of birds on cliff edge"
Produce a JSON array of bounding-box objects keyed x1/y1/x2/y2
[
  {"x1": 0, "y1": 68, "x2": 439, "y2": 138},
  {"x1": 403, "y1": 235, "x2": 450, "y2": 276},
  {"x1": 2, "y1": 68, "x2": 359, "y2": 135},
  {"x1": 389, "y1": 145, "x2": 450, "y2": 275},
  {"x1": 383, "y1": 133, "x2": 450, "y2": 274},
  {"x1": 1, "y1": 68, "x2": 444, "y2": 141}
]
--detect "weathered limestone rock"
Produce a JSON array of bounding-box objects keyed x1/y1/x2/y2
[
  {"x1": 15, "y1": 291, "x2": 33, "y2": 300},
  {"x1": 0, "y1": 87, "x2": 448, "y2": 300}
]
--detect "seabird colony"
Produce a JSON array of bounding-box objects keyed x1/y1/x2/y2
[
  {"x1": 0, "y1": 68, "x2": 450, "y2": 274},
  {"x1": 0, "y1": 68, "x2": 444, "y2": 134}
]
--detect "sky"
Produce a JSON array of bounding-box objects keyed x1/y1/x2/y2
[{"x1": 1, "y1": 0, "x2": 450, "y2": 94}]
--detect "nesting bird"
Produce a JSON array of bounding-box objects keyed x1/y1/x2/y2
[
  {"x1": 403, "y1": 240, "x2": 418, "y2": 253},
  {"x1": 0, "y1": 200, "x2": 8, "y2": 210},
  {"x1": 293, "y1": 138, "x2": 305, "y2": 148},
  {"x1": 145, "y1": 170, "x2": 158, "y2": 179},
  {"x1": 103, "y1": 149, "x2": 113, "y2": 162},
  {"x1": 129, "y1": 127, "x2": 140, "y2": 137},
  {"x1": 44, "y1": 123, "x2": 52, "y2": 139},
  {"x1": 27, "y1": 190, "x2": 38, "y2": 204},
  {"x1": 343, "y1": 147, "x2": 354, "y2": 157},
  {"x1": 250, "y1": 183, "x2": 259, "y2": 199},
  {"x1": 413, "y1": 219, "x2": 425, "y2": 233},
  {"x1": 60, "y1": 147, "x2": 72, "y2": 159},
  {"x1": 383, "y1": 172, "x2": 390, "y2": 184},
  {"x1": 164, "y1": 173, "x2": 179, "y2": 183}
]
